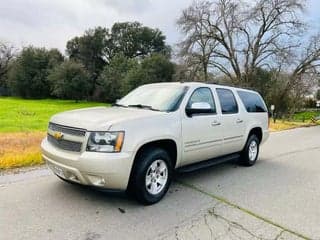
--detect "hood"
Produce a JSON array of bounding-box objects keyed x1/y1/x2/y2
[{"x1": 50, "y1": 106, "x2": 164, "y2": 131}]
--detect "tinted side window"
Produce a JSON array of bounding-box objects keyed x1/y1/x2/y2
[
  {"x1": 237, "y1": 91, "x2": 267, "y2": 113},
  {"x1": 216, "y1": 88, "x2": 238, "y2": 114},
  {"x1": 187, "y1": 87, "x2": 216, "y2": 113}
]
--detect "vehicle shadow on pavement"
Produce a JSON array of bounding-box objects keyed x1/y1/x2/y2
[
  {"x1": 45, "y1": 169, "x2": 217, "y2": 211},
  {"x1": 49, "y1": 160, "x2": 253, "y2": 206},
  {"x1": 175, "y1": 156, "x2": 305, "y2": 186},
  {"x1": 175, "y1": 160, "x2": 240, "y2": 181},
  {"x1": 51, "y1": 179, "x2": 137, "y2": 205}
]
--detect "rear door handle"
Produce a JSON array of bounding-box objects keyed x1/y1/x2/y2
[{"x1": 236, "y1": 119, "x2": 243, "y2": 123}]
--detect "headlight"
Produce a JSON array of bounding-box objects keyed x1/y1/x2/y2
[{"x1": 86, "y1": 131, "x2": 124, "y2": 152}]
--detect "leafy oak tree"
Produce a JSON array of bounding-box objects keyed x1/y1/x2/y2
[
  {"x1": 126, "y1": 54, "x2": 175, "y2": 90},
  {"x1": 98, "y1": 54, "x2": 138, "y2": 102},
  {"x1": 66, "y1": 27, "x2": 109, "y2": 93},
  {"x1": 66, "y1": 22, "x2": 169, "y2": 96},
  {"x1": 110, "y1": 22, "x2": 169, "y2": 59}
]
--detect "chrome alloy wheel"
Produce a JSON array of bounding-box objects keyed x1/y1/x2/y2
[
  {"x1": 248, "y1": 140, "x2": 258, "y2": 161},
  {"x1": 145, "y1": 159, "x2": 168, "y2": 195}
]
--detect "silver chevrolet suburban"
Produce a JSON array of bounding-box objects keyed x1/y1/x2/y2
[{"x1": 41, "y1": 82, "x2": 269, "y2": 204}]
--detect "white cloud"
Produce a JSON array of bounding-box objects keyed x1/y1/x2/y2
[
  {"x1": 0, "y1": 0, "x2": 317, "y2": 53},
  {"x1": 98, "y1": 0, "x2": 151, "y2": 13},
  {"x1": 0, "y1": 0, "x2": 192, "y2": 52}
]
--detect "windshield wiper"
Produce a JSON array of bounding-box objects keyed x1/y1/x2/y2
[
  {"x1": 128, "y1": 104, "x2": 161, "y2": 112},
  {"x1": 112, "y1": 103, "x2": 128, "y2": 108}
]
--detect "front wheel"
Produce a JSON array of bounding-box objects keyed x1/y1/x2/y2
[
  {"x1": 240, "y1": 135, "x2": 260, "y2": 166},
  {"x1": 128, "y1": 148, "x2": 172, "y2": 205}
]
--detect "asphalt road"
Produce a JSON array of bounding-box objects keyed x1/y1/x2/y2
[{"x1": 1, "y1": 126, "x2": 320, "y2": 240}]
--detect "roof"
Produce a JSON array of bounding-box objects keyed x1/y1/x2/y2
[{"x1": 143, "y1": 81, "x2": 259, "y2": 94}]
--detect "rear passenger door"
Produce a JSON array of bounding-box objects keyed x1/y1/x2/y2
[{"x1": 216, "y1": 88, "x2": 246, "y2": 155}]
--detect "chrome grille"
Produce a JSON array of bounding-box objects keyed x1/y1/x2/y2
[
  {"x1": 47, "y1": 135, "x2": 82, "y2": 152},
  {"x1": 48, "y1": 122, "x2": 86, "y2": 137}
]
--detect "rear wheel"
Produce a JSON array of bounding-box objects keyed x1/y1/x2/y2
[
  {"x1": 240, "y1": 134, "x2": 260, "y2": 166},
  {"x1": 128, "y1": 148, "x2": 173, "y2": 205}
]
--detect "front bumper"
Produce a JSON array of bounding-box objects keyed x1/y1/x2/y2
[{"x1": 41, "y1": 137, "x2": 134, "y2": 190}]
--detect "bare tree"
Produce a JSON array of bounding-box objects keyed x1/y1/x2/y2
[
  {"x1": 177, "y1": 0, "x2": 307, "y2": 86},
  {"x1": 290, "y1": 34, "x2": 320, "y2": 87},
  {"x1": 278, "y1": 33, "x2": 320, "y2": 107},
  {"x1": 177, "y1": 0, "x2": 320, "y2": 115},
  {"x1": 177, "y1": 1, "x2": 218, "y2": 82}
]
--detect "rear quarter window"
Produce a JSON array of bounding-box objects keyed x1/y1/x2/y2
[{"x1": 237, "y1": 90, "x2": 267, "y2": 113}]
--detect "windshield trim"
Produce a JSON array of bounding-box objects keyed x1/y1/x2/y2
[{"x1": 167, "y1": 86, "x2": 189, "y2": 112}]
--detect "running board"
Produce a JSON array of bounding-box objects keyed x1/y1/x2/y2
[{"x1": 176, "y1": 153, "x2": 240, "y2": 173}]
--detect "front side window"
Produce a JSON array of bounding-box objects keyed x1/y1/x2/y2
[
  {"x1": 216, "y1": 88, "x2": 238, "y2": 114},
  {"x1": 186, "y1": 87, "x2": 216, "y2": 113},
  {"x1": 237, "y1": 91, "x2": 267, "y2": 113}
]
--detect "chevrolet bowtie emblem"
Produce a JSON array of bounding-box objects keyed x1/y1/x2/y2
[{"x1": 53, "y1": 132, "x2": 64, "y2": 140}]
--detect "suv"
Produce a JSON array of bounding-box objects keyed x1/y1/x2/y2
[{"x1": 41, "y1": 82, "x2": 269, "y2": 204}]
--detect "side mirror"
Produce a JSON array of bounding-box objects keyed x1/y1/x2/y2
[{"x1": 186, "y1": 102, "x2": 213, "y2": 117}]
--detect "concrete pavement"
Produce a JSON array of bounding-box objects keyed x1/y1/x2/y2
[
  {"x1": 1, "y1": 126, "x2": 319, "y2": 240},
  {"x1": 178, "y1": 126, "x2": 320, "y2": 239}
]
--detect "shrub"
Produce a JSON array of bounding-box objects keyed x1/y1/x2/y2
[
  {"x1": 48, "y1": 61, "x2": 90, "y2": 101},
  {"x1": 8, "y1": 47, "x2": 63, "y2": 98}
]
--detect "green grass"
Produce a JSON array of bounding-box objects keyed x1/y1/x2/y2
[
  {"x1": 0, "y1": 97, "x2": 107, "y2": 132},
  {"x1": 293, "y1": 110, "x2": 320, "y2": 122}
]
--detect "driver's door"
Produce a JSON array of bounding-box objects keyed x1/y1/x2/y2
[{"x1": 181, "y1": 87, "x2": 223, "y2": 166}]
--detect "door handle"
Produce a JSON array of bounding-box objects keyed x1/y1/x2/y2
[
  {"x1": 211, "y1": 121, "x2": 221, "y2": 126},
  {"x1": 236, "y1": 119, "x2": 243, "y2": 123}
]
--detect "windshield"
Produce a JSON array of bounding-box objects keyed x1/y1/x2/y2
[{"x1": 117, "y1": 84, "x2": 188, "y2": 112}]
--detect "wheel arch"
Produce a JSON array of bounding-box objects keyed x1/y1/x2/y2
[
  {"x1": 247, "y1": 127, "x2": 263, "y2": 143},
  {"x1": 127, "y1": 138, "x2": 177, "y2": 187},
  {"x1": 133, "y1": 139, "x2": 178, "y2": 167}
]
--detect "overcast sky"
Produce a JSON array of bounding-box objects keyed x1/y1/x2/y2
[{"x1": 0, "y1": 0, "x2": 319, "y2": 53}]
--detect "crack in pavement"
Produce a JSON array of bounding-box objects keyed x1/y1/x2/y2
[
  {"x1": 157, "y1": 201, "x2": 223, "y2": 240},
  {"x1": 206, "y1": 208, "x2": 269, "y2": 240},
  {"x1": 176, "y1": 180, "x2": 311, "y2": 240},
  {"x1": 159, "y1": 204, "x2": 281, "y2": 240},
  {"x1": 204, "y1": 212, "x2": 214, "y2": 239},
  {"x1": 274, "y1": 230, "x2": 285, "y2": 240},
  {"x1": 155, "y1": 201, "x2": 222, "y2": 240}
]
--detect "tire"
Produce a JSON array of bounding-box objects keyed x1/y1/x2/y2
[
  {"x1": 128, "y1": 147, "x2": 173, "y2": 205},
  {"x1": 240, "y1": 134, "x2": 260, "y2": 166}
]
